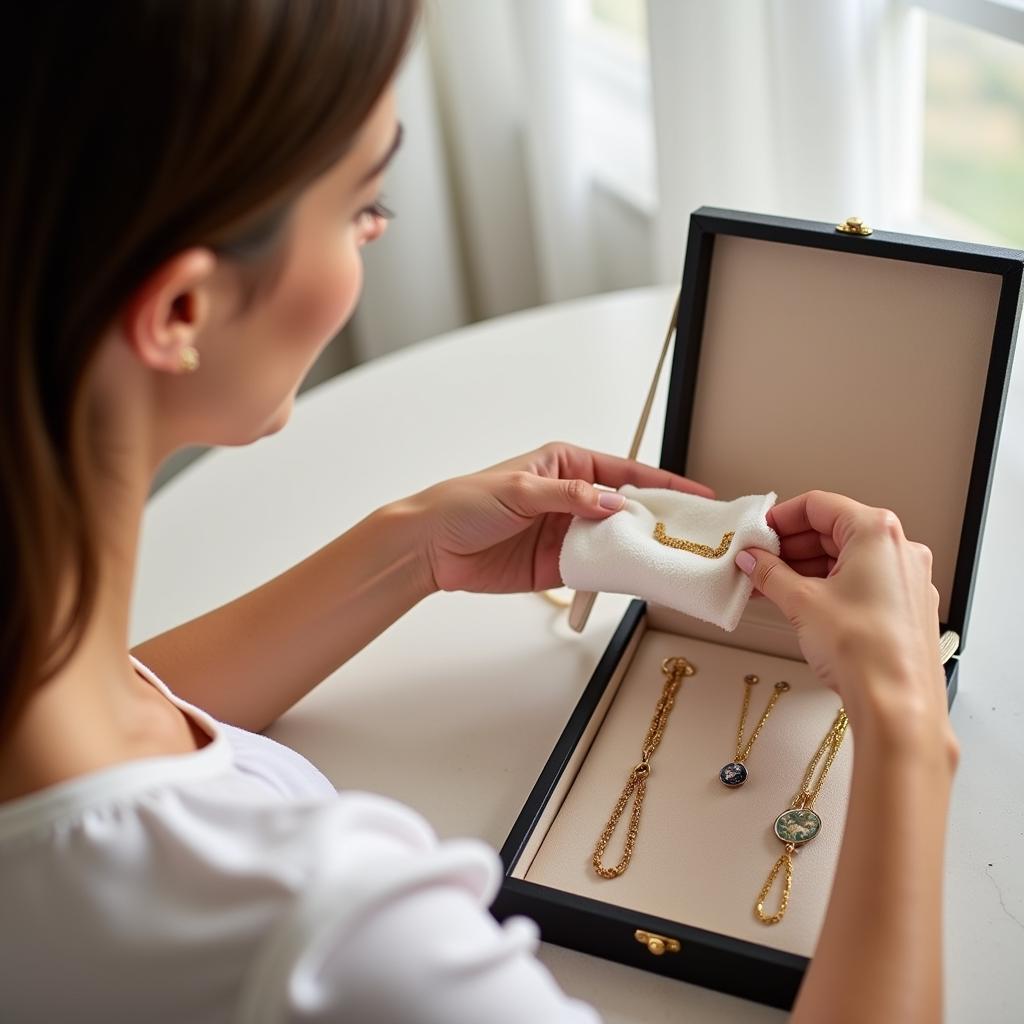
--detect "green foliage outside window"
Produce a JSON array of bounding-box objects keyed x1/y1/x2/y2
[{"x1": 925, "y1": 15, "x2": 1024, "y2": 247}]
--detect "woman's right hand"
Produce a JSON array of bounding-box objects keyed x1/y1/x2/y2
[{"x1": 734, "y1": 490, "x2": 956, "y2": 756}]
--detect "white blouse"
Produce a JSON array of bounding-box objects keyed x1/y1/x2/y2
[{"x1": 0, "y1": 656, "x2": 600, "y2": 1023}]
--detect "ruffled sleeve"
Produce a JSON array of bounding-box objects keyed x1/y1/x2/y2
[{"x1": 234, "y1": 791, "x2": 602, "y2": 1024}]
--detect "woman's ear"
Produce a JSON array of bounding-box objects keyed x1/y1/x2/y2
[{"x1": 120, "y1": 248, "x2": 218, "y2": 373}]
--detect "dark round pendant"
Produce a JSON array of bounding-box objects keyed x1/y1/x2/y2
[
  {"x1": 774, "y1": 808, "x2": 822, "y2": 844},
  {"x1": 719, "y1": 761, "x2": 748, "y2": 787}
]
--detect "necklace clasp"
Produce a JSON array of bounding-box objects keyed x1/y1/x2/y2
[{"x1": 662, "y1": 656, "x2": 695, "y2": 677}]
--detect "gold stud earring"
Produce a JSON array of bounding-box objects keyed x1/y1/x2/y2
[{"x1": 179, "y1": 346, "x2": 200, "y2": 373}]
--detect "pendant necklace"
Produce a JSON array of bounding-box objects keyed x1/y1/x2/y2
[
  {"x1": 754, "y1": 706, "x2": 849, "y2": 924},
  {"x1": 592, "y1": 656, "x2": 696, "y2": 879},
  {"x1": 719, "y1": 674, "x2": 790, "y2": 787}
]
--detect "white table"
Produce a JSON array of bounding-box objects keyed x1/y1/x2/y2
[{"x1": 133, "y1": 285, "x2": 1024, "y2": 1023}]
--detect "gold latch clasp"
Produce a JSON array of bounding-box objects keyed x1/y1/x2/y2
[
  {"x1": 634, "y1": 928, "x2": 681, "y2": 956},
  {"x1": 836, "y1": 215, "x2": 872, "y2": 236}
]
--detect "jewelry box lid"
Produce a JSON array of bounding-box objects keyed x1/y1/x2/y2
[{"x1": 660, "y1": 207, "x2": 1024, "y2": 653}]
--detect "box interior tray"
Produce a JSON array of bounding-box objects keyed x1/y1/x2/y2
[{"x1": 509, "y1": 615, "x2": 852, "y2": 959}]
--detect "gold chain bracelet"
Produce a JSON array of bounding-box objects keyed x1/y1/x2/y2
[
  {"x1": 754, "y1": 707, "x2": 849, "y2": 924},
  {"x1": 591, "y1": 656, "x2": 696, "y2": 879}
]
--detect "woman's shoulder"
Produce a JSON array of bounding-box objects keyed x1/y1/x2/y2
[
  {"x1": 0, "y1": 651, "x2": 503, "y2": 921},
  {"x1": 0, "y1": 763, "x2": 497, "y2": 890},
  {"x1": 0, "y1": 772, "x2": 505, "y2": 1023}
]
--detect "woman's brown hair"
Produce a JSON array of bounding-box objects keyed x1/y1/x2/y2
[{"x1": 0, "y1": 0, "x2": 418, "y2": 740}]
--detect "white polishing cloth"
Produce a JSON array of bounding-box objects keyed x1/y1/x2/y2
[{"x1": 558, "y1": 484, "x2": 780, "y2": 632}]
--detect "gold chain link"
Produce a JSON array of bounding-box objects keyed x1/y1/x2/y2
[
  {"x1": 734, "y1": 674, "x2": 790, "y2": 763},
  {"x1": 592, "y1": 656, "x2": 696, "y2": 879},
  {"x1": 652, "y1": 523, "x2": 734, "y2": 558},
  {"x1": 754, "y1": 707, "x2": 849, "y2": 924},
  {"x1": 755, "y1": 842, "x2": 796, "y2": 925},
  {"x1": 793, "y1": 707, "x2": 849, "y2": 808}
]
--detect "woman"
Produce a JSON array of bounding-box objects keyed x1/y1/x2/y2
[{"x1": 0, "y1": 3, "x2": 957, "y2": 1022}]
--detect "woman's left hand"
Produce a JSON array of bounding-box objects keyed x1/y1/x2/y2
[{"x1": 405, "y1": 441, "x2": 715, "y2": 595}]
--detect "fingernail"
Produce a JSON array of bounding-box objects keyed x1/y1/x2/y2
[
  {"x1": 598, "y1": 491, "x2": 626, "y2": 510},
  {"x1": 735, "y1": 550, "x2": 756, "y2": 574}
]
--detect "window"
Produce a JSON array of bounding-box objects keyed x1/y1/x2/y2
[
  {"x1": 586, "y1": 0, "x2": 647, "y2": 53},
  {"x1": 920, "y1": 7, "x2": 1024, "y2": 246},
  {"x1": 568, "y1": 0, "x2": 656, "y2": 212}
]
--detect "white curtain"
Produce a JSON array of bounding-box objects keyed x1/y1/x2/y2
[
  {"x1": 349, "y1": 0, "x2": 925, "y2": 362},
  {"x1": 647, "y1": 0, "x2": 924, "y2": 281}
]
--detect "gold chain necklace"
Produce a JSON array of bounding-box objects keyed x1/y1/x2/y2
[
  {"x1": 592, "y1": 656, "x2": 697, "y2": 879},
  {"x1": 754, "y1": 707, "x2": 849, "y2": 924},
  {"x1": 652, "y1": 523, "x2": 734, "y2": 558},
  {"x1": 719, "y1": 674, "x2": 790, "y2": 788}
]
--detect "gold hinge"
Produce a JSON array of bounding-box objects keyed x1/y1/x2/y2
[
  {"x1": 634, "y1": 929, "x2": 681, "y2": 956},
  {"x1": 939, "y1": 629, "x2": 960, "y2": 665},
  {"x1": 836, "y1": 215, "x2": 872, "y2": 236}
]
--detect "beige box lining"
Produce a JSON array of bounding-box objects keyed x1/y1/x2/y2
[
  {"x1": 511, "y1": 614, "x2": 852, "y2": 960},
  {"x1": 683, "y1": 233, "x2": 1002, "y2": 624}
]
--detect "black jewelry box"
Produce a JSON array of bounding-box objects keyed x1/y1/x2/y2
[{"x1": 492, "y1": 208, "x2": 1023, "y2": 1009}]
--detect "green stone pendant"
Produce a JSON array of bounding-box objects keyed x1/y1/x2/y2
[{"x1": 773, "y1": 807, "x2": 821, "y2": 845}]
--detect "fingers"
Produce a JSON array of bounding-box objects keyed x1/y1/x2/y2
[
  {"x1": 908, "y1": 540, "x2": 933, "y2": 570},
  {"x1": 538, "y1": 441, "x2": 715, "y2": 499},
  {"x1": 495, "y1": 472, "x2": 628, "y2": 520},
  {"x1": 789, "y1": 555, "x2": 836, "y2": 577},
  {"x1": 768, "y1": 490, "x2": 906, "y2": 552},
  {"x1": 768, "y1": 490, "x2": 861, "y2": 538},
  {"x1": 779, "y1": 528, "x2": 840, "y2": 561},
  {"x1": 591, "y1": 451, "x2": 715, "y2": 499},
  {"x1": 734, "y1": 547, "x2": 811, "y2": 620}
]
